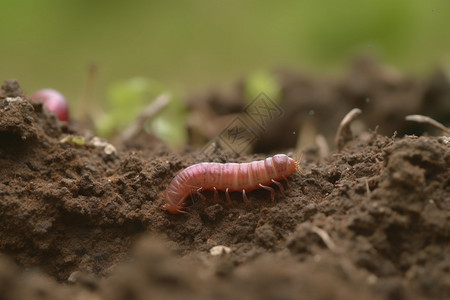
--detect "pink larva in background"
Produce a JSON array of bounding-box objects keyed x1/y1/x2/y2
[
  {"x1": 163, "y1": 154, "x2": 301, "y2": 214},
  {"x1": 30, "y1": 89, "x2": 70, "y2": 121}
]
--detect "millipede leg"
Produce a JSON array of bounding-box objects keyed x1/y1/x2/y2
[
  {"x1": 196, "y1": 187, "x2": 206, "y2": 202},
  {"x1": 189, "y1": 194, "x2": 197, "y2": 205},
  {"x1": 242, "y1": 189, "x2": 252, "y2": 207},
  {"x1": 271, "y1": 179, "x2": 285, "y2": 196},
  {"x1": 225, "y1": 188, "x2": 232, "y2": 206},
  {"x1": 259, "y1": 183, "x2": 275, "y2": 202},
  {"x1": 213, "y1": 187, "x2": 219, "y2": 202},
  {"x1": 282, "y1": 175, "x2": 291, "y2": 189}
]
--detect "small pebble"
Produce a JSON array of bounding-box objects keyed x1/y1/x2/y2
[{"x1": 210, "y1": 245, "x2": 231, "y2": 256}]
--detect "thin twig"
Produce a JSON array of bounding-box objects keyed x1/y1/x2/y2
[
  {"x1": 335, "y1": 108, "x2": 362, "y2": 151},
  {"x1": 311, "y1": 225, "x2": 338, "y2": 253},
  {"x1": 78, "y1": 62, "x2": 98, "y2": 121},
  {"x1": 365, "y1": 178, "x2": 371, "y2": 197},
  {"x1": 405, "y1": 114, "x2": 450, "y2": 135},
  {"x1": 315, "y1": 134, "x2": 330, "y2": 158},
  {"x1": 296, "y1": 119, "x2": 317, "y2": 150},
  {"x1": 120, "y1": 93, "x2": 171, "y2": 143}
]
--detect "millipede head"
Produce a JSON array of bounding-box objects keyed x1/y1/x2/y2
[
  {"x1": 293, "y1": 151, "x2": 304, "y2": 174},
  {"x1": 295, "y1": 159, "x2": 302, "y2": 174},
  {"x1": 162, "y1": 202, "x2": 185, "y2": 214}
]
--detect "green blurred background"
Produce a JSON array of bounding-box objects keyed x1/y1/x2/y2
[{"x1": 0, "y1": 0, "x2": 449, "y2": 111}]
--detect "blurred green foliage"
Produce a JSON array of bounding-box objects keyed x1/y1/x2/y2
[
  {"x1": 97, "y1": 78, "x2": 163, "y2": 137},
  {"x1": 149, "y1": 101, "x2": 187, "y2": 148},
  {"x1": 245, "y1": 71, "x2": 281, "y2": 104},
  {"x1": 0, "y1": 0, "x2": 448, "y2": 145},
  {"x1": 97, "y1": 77, "x2": 187, "y2": 147}
]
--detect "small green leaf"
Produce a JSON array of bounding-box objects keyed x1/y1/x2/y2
[
  {"x1": 60, "y1": 135, "x2": 86, "y2": 146},
  {"x1": 97, "y1": 77, "x2": 188, "y2": 148}
]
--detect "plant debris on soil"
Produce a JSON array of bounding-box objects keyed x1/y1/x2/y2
[{"x1": 1, "y1": 58, "x2": 449, "y2": 300}]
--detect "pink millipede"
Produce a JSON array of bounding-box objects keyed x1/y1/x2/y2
[{"x1": 163, "y1": 154, "x2": 301, "y2": 214}]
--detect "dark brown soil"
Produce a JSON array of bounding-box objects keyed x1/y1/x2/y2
[{"x1": 1, "y1": 61, "x2": 449, "y2": 300}]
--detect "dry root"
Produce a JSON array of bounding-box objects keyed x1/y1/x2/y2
[
  {"x1": 405, "y1": 114, "x2": 450, "y2": 136},
  {"x1": 335, "y1": 108, "x2": 362, "y2": 151},
  {"x1": 120, "y1": 93, "x2": 171, "y2": 143}
]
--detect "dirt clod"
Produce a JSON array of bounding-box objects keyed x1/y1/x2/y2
[{"x1": 0, "y1": 79, "x2": 24, "y2": 98}]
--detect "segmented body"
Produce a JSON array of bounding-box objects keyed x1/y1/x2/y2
[{"x1": 163, "y1": 154, "x2": 298, "y2": 214}]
